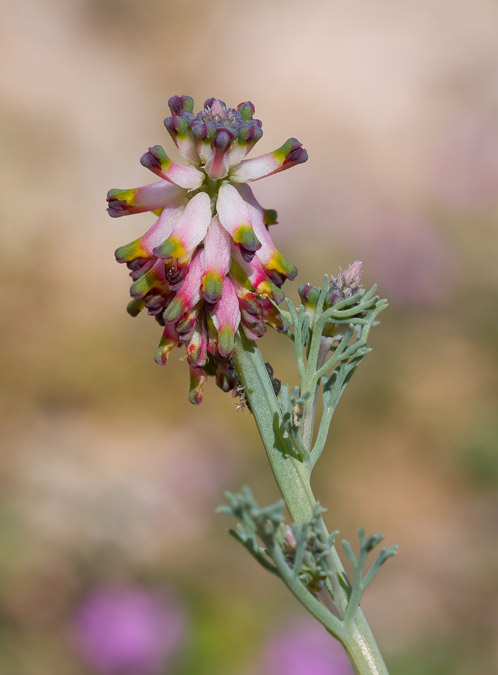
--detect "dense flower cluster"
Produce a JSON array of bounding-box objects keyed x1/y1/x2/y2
[{"x1": 108, "y1": 96, "x2": 307, "y2": 403}]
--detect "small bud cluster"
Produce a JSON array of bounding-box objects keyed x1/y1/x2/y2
[
  {"x1": 219, "y1": 489, "x2": 337, "y2": 597},
  {"x1": 298, "y1": 261, "x2": 363, "y2": 316},
  {"x1": 163, "y1": 96, "x2": 265, "y2": 179},
  {"x1": 280, "y1": 504, "x2": 337, "y2": 594},
  {"x1": 220, "y1": 489, "x2": 397, "y2": 630}
]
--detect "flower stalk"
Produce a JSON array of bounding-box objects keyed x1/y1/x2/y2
[
  {"x1": 232, "y1": 331, "x2": 392, "y2": 675},
  {"x1": 108, "y1": 95, "x2": 397, "y2": 675},
  {"x1": 229, "y1": 274, "x2": 395, "y2": 675}
]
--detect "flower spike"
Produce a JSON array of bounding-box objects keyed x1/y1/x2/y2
[{"x1": 108, "y1": 96, "x2": 307, "y2": 401}]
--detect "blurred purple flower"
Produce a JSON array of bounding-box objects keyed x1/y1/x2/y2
[
  {"x1": 431, "y1": 112, "x2": 498, "y2": 212},
  {"x1": 357, "y1": 213, "x2": 458, "y2": 307},
  {"x1": 259, "y1": 620, "x2": 354, "y2": 675},
  {"x1": 72, "y1": 585, "x2": 186, "y2": 675}
]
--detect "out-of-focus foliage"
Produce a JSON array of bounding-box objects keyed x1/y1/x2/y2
[{"x1": 1, "y1": 0, "x2": 497, "y2": 673}]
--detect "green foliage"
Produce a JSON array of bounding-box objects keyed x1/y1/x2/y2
[
  {"x1": 458, "y1": 418, "x2": 498, "y2": 489},
  {"x1": 342, "y1": 528, "x2": 398, "y2": 622},
  {"x1": 219, "y1": 487, "x2": 340, "y2": 594},
  {"x1": 219, "y1": 488, "x2": 397, "y2": 640},
  {"x1": 275, "y1": 276, "x2": 388, "y2": 468},
  {"x1": 217, "y1": 487, "x2": 285, "y2": 577},
  {"x1": 230, "y1": 272, "x2": 396, "y2": 672}
]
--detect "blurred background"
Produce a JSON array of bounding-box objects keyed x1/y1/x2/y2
[{"x1": 1, "y1": 0, "x2": 498, "y2": 673}]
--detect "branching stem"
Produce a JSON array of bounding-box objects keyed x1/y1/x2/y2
[{"x1": 233, "y1": 334, "x2": 390, "y2": 675}]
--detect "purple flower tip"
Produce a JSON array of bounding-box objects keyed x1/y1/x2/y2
[
  {"x1": 213, "y1": 127, "x2": 236, "y2": 150},
  {"x1": 140, "y1": 146, "x2": 166, "y2": 171},
  {"x1": 72, "y1": 585, "x2": 187, "y2": 675},
  {"x1": 106, "y1": 200, "x2": 128, "y2": 217},
  {"x1": 260, "y1": 621, "x2": 354, "y2": 675},
  {"x1": 329, "y1": 261, "x2": 363, "y2": 305},
  {"x1": 286, "y1": 144, "x2": 308, "y2": 167},
  {"x1": 168, "y1": 95, "x2": 194, "y2": 116}
]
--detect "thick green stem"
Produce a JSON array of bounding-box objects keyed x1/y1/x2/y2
[{"x1": 233, "y1": 333, "x2": 389, "y2": 675}]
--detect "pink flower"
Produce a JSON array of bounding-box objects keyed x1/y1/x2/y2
[
  {"x1": 259, "y1": 620, "x2": 354, "y2": 675},
  {"x1": 72, "y1": 585, "x2": 187, "y2": 675},
  {"x1": 108, "y1": 96, "x2": 307, "y2": 403}
]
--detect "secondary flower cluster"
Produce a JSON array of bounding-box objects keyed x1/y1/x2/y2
[
  {"x1": 108, "y1": 96, "x2": 307, "y2": 403},
  {"x1": 298, "y1": 262, "x2": 363, "y2": 337},
  {"x1": 299, "y1": 262, "x2": 363, "y2": 314}
]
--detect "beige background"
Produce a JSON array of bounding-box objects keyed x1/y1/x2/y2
[{"x1": 1, "y1": 1, "x2": 498, "y2": 673}]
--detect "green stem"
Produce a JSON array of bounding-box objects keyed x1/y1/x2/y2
[{"x1": 233, "y1": 333, "x2": 389, "y2": 675}]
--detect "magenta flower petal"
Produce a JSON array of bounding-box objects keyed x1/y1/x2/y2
[
  {"x1": 114, "y1": 199, "x2": 187, "y2": 265},
  {"x1": 162, "y1": 251, "x2": 203, "y2": 324},
  {"x1": 154, "y1": 192, "x2": 211, "y2": 262},
  {"x1": 211, "y1": 277, "x2": 241, "y2": 357},
  {"x1": 200, "y1": 216, "x2": 231, "y2": 304},
  {"x1": 140, "y1": 145, "x2": 205, "y2": 189},
  {"x1": 140, "y1": 200, "x2": 187, "y2": 254},
  {"x1": 229, "y1": 138, "x2": 308, "y2": 183},
  {"x1": 217, "y1": 183, "x2": 261, "y2": 258},
  {"x1": 164, "y1": 115, "x2": 200, "y2": 165},
  {"x1": 231, "y1": 246, "x2": 285, "y2": 304},
  {"x1": 106, "y1": 181, "x2": 185, "y2": 217},
  {"x1": 238, "y1": 184, "x2": 297, "y2": 283}
]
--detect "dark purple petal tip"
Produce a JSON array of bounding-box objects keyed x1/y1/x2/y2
[
  {"x1": 140, "y1": 145, "x2": 167, "y2": 171},
  {"x1": 106, "y1": 200, "x2": 129, "y2": 217},
  {"x1": 213, "y1": 128, "x2": 236, "y2": 150},
  {"x1": 164, "y1": 115, "x2": 189, "y2": 136},
  {"x1": 191, "y1": 122, "x2": 216, "y2": 142},
  {"x1": 285, "y1": 144, "x2": 308, "y2": 166},
  {"x1": 168, "y1": 95, "x2": 194, "y2": 116},
  {"x1": 237, "y1": 124, "x2": 263, "y2": 144}
]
